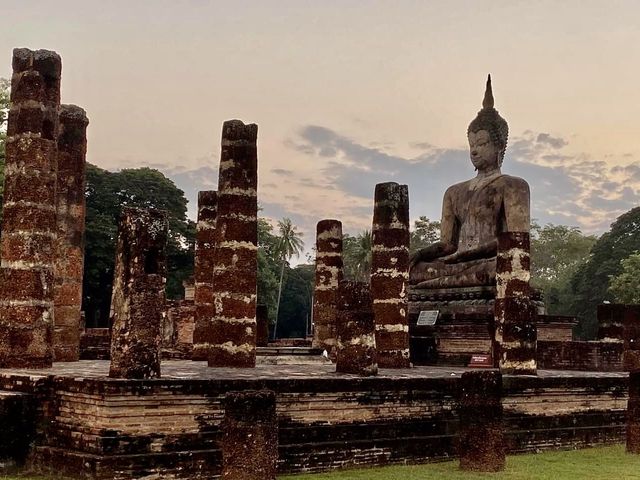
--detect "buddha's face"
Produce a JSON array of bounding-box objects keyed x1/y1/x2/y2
[{"x1": 468, "y1": 129, "x2": 500, "y2": 171}]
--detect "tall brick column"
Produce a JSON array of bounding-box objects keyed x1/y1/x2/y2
[
  {"x1": 624, "y1": 305, "x2": 640, "y2": 371},
  {"x1": 336, "y1": 281, "x2": 378, "y2": 376},
  {"x1": 628, "y1": 371, "x2": 640, "y2": 453},
  {"x1": 192, "y1": 190, "x2": 217, "y2": 361},
  {"x1": 53, "y1": 105, "x2": 88, "y2": 362},
  {"x1": 0, "y1": 48, "x2": 62, "y2": 368},
  {"x1": 371, "y1": 182, "x2": 410, "y2": 368},
  {"x1": 459, "y1": 371, "x2": 505, "y2": 471},
  {"x1": 494, "y1": 231, "x2": 537, "y2": 375},
  {"x1": 312, "y1": 219, "x2": 343, "y2": 353},
  {"x1": 221, "y1": 390, "x2": 278, "y2": 480},
  {"x1": 208, "y1": 120, "x2": 258, "y2": 368},
  {"x1": 109, "y1": 208, "x2": 168, "y2": 379}
]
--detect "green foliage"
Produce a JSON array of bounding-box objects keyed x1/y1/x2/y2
[
  {"x1": 570, "y1": 206, "x2": 640, "y2": 338},
  {"x1": 608, "y1": 252, "x2": 640, "y2": 304},
  {"x1": 274, "y1": 218, "x2": 305, "y2": 338},
  {"x1": 83, "y1": 164, "x2": 195, "y2": 326},
  {"x1": 277, "y1": 264, "x2": 314, "y2": 338},
  {"x1": 409, "y1": 216, "x2": 440, "y2": 254},
  {"x1": 282, "y1": 445, "x2": 636, "y2": 480},
  {"x1": 342, "y1": 230, "x2": 372, "y2": 283},
  {"x1": 257, "y1": 217, "x2": 281, "y2": 326},
  {"x1": 530, "y1": 222, "x2": 597, "y2": 316}
]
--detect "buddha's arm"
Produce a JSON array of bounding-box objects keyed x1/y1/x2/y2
[
  {"x1": 504, "y1": 178, "x2": 531, "y2": 232},
  {"x1": 442, "y1": 239, "x2": 497, "y2": 263},
  {"x1": 409, "y1": 188, "x2": 458, "y2": 266}
]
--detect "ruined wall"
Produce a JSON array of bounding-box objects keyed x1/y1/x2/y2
[
  {"x1": 53, "y1": 105, "x2": 88, "y2": 362},
  {"x1": 163, "y1": 300, "x2": 195, "y2": 359},
  {"x1": 0, "y1": 48, "x2": 62, "y2": 368},
  {"x1": 537, "y1": 340, "x2": 624, "y2": 372}
]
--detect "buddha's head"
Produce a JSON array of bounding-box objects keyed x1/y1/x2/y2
[{"x1": 467, "y1": 75, "x2": 509, "y2": 170}]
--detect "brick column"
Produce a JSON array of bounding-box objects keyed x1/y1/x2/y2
[
  {"x1": 336, "y1": 281, "x2": 378, "y2": 375},
  {"x1": 624, "y1": 305, "x2": 640, "y2": 372},
  {"x1": 312, "y1": 219, "x2": 343, "y2": 353},
  {"x1": 221, "y1": 390, "x2": 278, "y2": 480},
  {"x1": 494, "y1": 231, "x2": 537, "y2": 375},
  {"x1": 459, "y1": 371, "x2": 505, "y2": 471},
  {"x1": 109, "y1": 207, "x2": 168, "y2": 379},
  {"x1": 0, "y1": 48, "x2": 62, "y2": 368},
  {"x1": 256, "y1": 304, "x2": 270, "y2": 347},
  {"x1": 371, "y1": 182, "x2": 410, "y2": 368},
  {"x1": 53, "y1": 105, "x2": 88, "y2": 362},
  {"x1": 628, "y1": 371, "x2": 640, "y2": 453},
  {"x1": 208, "y1": 120, "x2": 258, "y2": 368},
  {"x1": 192, "y1": 190, "x2": 217, "y2": 360}
]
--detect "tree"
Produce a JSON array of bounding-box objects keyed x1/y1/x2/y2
[
  {"x1": 608, "y1": 253, "x2": 640, "y2": 304},
  {"x1": 410, "y1": 216, "x2": 441, "y2": 254},
  {"x1": 276, "y1": 264, "x2": 315, "y2": 338},
  {"x1": 530, "y1": 222, "x2": 597, "y2": 316},
  {"x1": 257, "y1": 216, "x2": 281, "y2": 327},
  {"x1": 570, "y1": 207, "x2": 640, "y2": 339},
  {"x1": 83, "y1": 165, "x2": 195, "y2": 326},
  {"x1": 343, "y1": 230, "x2": 372, "y2": 283},
  {"x1": 273, "y1": 218, "x2": 304, "y2": 338}
]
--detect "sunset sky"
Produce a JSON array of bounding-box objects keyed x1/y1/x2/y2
[{"x1": 3, "y1": 1, "x2": 640, "y2": 256}]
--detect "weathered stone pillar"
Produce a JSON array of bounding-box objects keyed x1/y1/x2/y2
[
  {"x1": 256, "y1": 304, "x2": 270, "y2": 348},
  {"x1": 0, "y1": 48, "x2": 62, "y2": 368},
  {"x1": 53, "y1": 105, "x2": 88, "y2": 362},
  {"x1": 494, "y1": 231, "x2": 537, "y2": 375},
  {"x1": 628, "y1": 371, "x2": 640, "y2": 453},
  {"x1": 208, "y1": 120, "x2": 258, "y2": 368},
  {"x1": 459, "y1": 370, "x2": 505, "y2": 471},
  {"x1": 192, "y1": 190, "x2": 217, "y2": 361},
  {"x1": 221, "y1": 390, "x2": 278, "y2": 480},
  {"x1": 336, "y1": 281, "x2": 378, "y2": 375},
  {"x1": 371, "y1": 182, "x2": 410, "y2": 368},
  {"x1": 109, "y1": 207, "x2": 168, "y2": 379},
  {"x1": 312, "y1": 219, "x2": 343, "y2": 353},
  {"x1": 624, "y1": 305, "x2": 640, "y2": 371}
]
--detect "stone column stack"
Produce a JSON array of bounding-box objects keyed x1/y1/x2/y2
[
  {"x1": 312, "y1": 219, "x2": 343, "y2": 352},
  {"x1": 208, "y1": 120, "x2": 259, "y2": 368},
  {"x1": 53, "y1": 105, "x2": 89, "y2": 362},
  {"x1": 336, "y1": 281, "x2": 378, "y2": 376},
  {"x1": 371, "y1": 182, "x2": 410, "y2": 368},
  {"x1": 109, "y1": 207, "x2": 168, "y2": 379},
  {"x1": 0, "y1": 48, "x2": 62, "y2": 368},
  {"x1": 494, "y1": 231, "x2": 537, "y2": 375},
  {"x1": 458, "y1": 371, "x2": 505, "y2": 471},
  {"x1": 221, "y1": 390, "x2": 278, "y2": 480},
  {"x1": 623, "y1": 305, "x2": 640, "y2": 372},
  {"x1": 192, "y1": 190, "x2": 218, "y2": 361}
]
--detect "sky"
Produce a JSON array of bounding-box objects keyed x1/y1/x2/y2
[{"x1": 3, "y1": 1, "x2": 640, "y2": 258}]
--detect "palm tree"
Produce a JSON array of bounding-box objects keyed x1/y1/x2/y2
[
  {"x1": 273, "y1": 218, "x2": 304, "y2": 339},
  {"x1": 352, "y1": 230, "x2": 372, "y2": 283}
]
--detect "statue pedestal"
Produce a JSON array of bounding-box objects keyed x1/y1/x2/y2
[{"x1": 408, "y1": 286, "x2": 544, "y2": 365}]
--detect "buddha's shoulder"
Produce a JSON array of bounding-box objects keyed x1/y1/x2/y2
[{"x1": 494, "y1": 174, "x2": 530, "y2": 190}]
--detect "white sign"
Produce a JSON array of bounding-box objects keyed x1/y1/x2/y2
[{"x1": 417, "y1": 310, "x2": 439, "y2": 326}]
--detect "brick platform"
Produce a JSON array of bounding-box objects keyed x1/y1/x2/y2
[{"x1": 0, "y1": 361, "x2": 628, "y2": 479}]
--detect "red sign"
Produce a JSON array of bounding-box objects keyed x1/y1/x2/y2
[{"x1": 468, "y1": 354, "x2": 493, "y2": 368}]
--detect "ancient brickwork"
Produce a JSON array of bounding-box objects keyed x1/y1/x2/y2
[
  {"x1": 79, "y1": 328, "x2": 110, "y2": 360},
  {"x1": 371, "y1": 182, "x2": 410, "y2": 368},
  {"x1": 494, "y1": 232, "x2": 537, "y2": 375},
  {"x1": 336, "y1": 281, "x2": 378, "y2": 376},
  {"x1": 623, "y1": 305, "x2": 640, "y2": 371},
  {"x1": 53, "y1": 105, "x2": 88, "y2": 362},
  {"x1": 598, "y1": 303, "x2": 625, "y2": 340},
  {"x1": 459, "y1": 371, "x2": 505, "y2": 471},
  {"x1": 0, "y1": 48, "x2": 62, "y2": 368},
  {"x1": 256, "y1": 304, "x2": 270, "y2": 347},
  {"x1": 221, "y1": 390, "x2": 278, "y2": 480},
  {"x1": 312, "y1": 220, "x2": 343, "y2": 352},
  {"x1": 208, "y1": 120, "x2": 258, "y2": 368},
  {"x1": 192, "y1": 190, "x2": 217, "y2": 360},
  {"x1": 109, "y1": 208, "x2": 168, "y2": 379},
  {"x1": 628, "y1": 371, "x2": 640, "y2": 453},
  {"x1": 163, "y1": 300, "x2": 195, "y2": 359},
  {"x1": 537, "y1": 340, "x2": 623, "y2": 371}
]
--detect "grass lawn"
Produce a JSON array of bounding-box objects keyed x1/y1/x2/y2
[{"x1": 280, "y1": 445, "x2": 640, "y2": 480}]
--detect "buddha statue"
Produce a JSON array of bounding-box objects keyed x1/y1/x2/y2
[{"x1": 409, "y1": 75, "x2": 530, "y2": 290}]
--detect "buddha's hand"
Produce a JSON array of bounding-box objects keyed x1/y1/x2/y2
[
  {"x1": 441, "y1": 252, "x2": 461, "y2": 264},
  {"x1": 409, "y1": 250, "x2": 423, "y2": 269}
]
